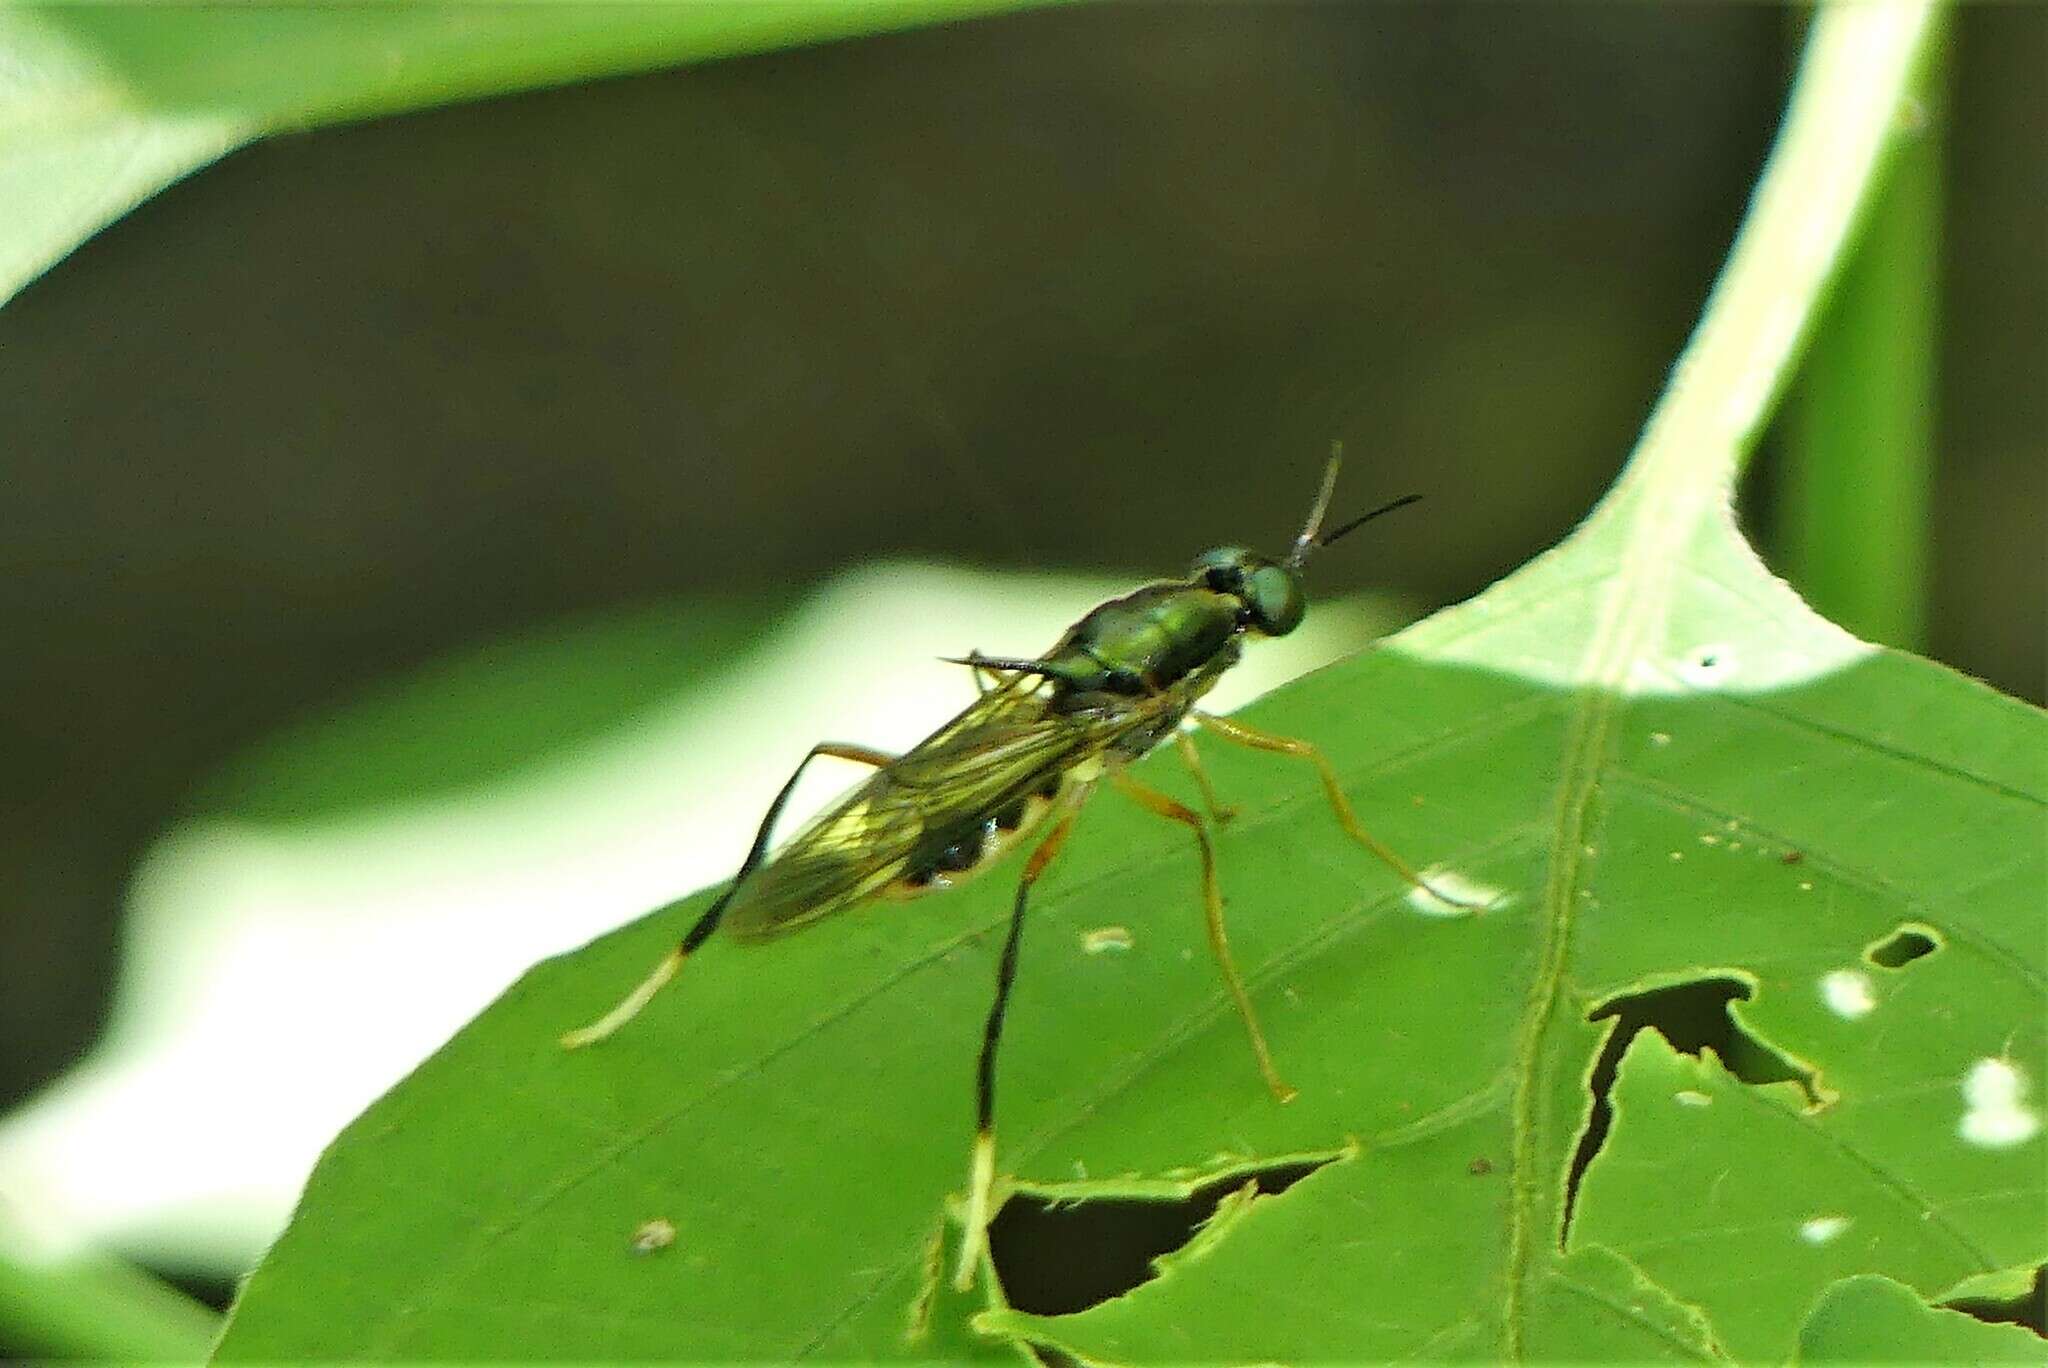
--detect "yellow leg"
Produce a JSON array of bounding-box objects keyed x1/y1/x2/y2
[
  {"x1": 1174, "y1": 728, "x2": 1237, "y2": 823},
  {"x1": 1190, "y1": 711, "x2": 1481, "y2": 911},
  {"x1": 559, "y1": 741, "x2": 897, "y2": 1049},
  {"x1": 954, "y1": 1132, "x2": 998, "y2": 1293},
  {"x1": 560, "y1": 948, "x2": 685, "y2": 1049},
  {"x1": 1113, "y1": 771, "x2": 1297, "y2": 1104}
]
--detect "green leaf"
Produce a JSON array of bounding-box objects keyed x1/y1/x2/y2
[
  {"x1": 0, "y1": 0, "x2": 1053, "y2": 307},
  {"x1": 1570, "y1": 1030, "x2": 2026, "y2": 1363},
  {"x1": 211, "y1": 1, "x2": 2045, "y2": 1359},
  {"x1": 1797, "y1": 1274, "x2": 2045, "y2": 1364}
]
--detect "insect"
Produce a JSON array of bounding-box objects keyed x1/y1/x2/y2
[{"x1": 560, "y1": 448, "x2": 1477, "y2": 1291}]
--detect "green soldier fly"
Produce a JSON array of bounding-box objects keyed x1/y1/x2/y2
[{"x1": 560, "y1": 447, "x2": 1478, "y2": 1291}]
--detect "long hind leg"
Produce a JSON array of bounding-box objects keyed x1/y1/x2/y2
[
  {"x1": 952, "y1": 792, "x2": 1086, "y2": 1291},
  {"x1": 1190, "y1": 711, "x2": 1481, "y2": 911},
  {"x1": 1113, "y1": 770, "x2": 1297, "y2": 1104},
  {"x1": 559, "y1": 741, "x2": 896, "y2": 1049}
]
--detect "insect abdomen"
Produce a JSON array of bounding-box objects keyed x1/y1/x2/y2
[{"x1": 887, "y1": 770, "x2": 1077, "y2": 898}]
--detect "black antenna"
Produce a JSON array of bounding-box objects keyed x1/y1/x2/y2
[{"x1": 1319, "y1": 493, "x2": 1422, "y2": 549}]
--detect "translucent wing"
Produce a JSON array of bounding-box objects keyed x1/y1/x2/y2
[{"x1": 721, "y1": 680, "x2": 1156, "y2": 942}]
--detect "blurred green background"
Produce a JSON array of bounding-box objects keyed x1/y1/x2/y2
[{"x1": 0, "y1": 0, "x2": 2039, "y2": 1297}]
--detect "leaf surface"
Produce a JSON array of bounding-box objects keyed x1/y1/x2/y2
[{"x1": 1796, "y1": 1274, "x2": 2046, "y2": 1364}]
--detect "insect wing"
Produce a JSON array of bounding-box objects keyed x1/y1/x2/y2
[
  {"x1": 883, "y1": 694, "x2": 1079, "y2": 793},
  {"x1": 720, "y1": 767, "x2": 924, "y2": 942},
  {"x1": 721, "y1": 687, "x2": 1105, "y2": 942}
]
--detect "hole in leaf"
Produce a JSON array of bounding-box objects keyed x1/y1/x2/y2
[
  {"x1": 1561, "y1": 975, "x2": 1822, "y2": 1246},
  {"x1": 1865, "y1": 922, "x2": 1942, "y2": 970},
  {"x1": 1948, "y1": 1266, "x2": 2047, "y2": 1338},
  {"x1": 988, "y1": 1158, "x2": 1329, "y2": 1315}
]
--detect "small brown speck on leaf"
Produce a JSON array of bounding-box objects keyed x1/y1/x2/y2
[
  {"x1": 1781, "y1": 850, "x2": 1805, "y2": 865},
  {"x1": 1468, "y1": 1157, "x2": 1493, "y2": 1176}
]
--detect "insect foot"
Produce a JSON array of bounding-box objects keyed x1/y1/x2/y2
[
  {"x1": 951, "y1": 1132, "x2": 1000, "y2": 1291},
  {"x1": 559, "y1": 946, "x2": 684, "y2": 1048}
]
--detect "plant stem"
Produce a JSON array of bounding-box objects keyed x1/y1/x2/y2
[{"x1": 1781, "y1": 19, "x2": 1947, "y2": 649}]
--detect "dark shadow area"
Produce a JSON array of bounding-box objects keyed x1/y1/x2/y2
[
  {"x1": 162, "y1": 1267, "x2": 238, "y2": 1314},
  {"x1": 1561, "y1": 975, "x2": 1820, "y2": 1244},
  {"x1": 1866, "y1": 923, "x2": 1941, "y2": 969},
  {"x1": 1949, "y1": 1266, "x2": 2048, "y2": 1339},
  {"x1": 988, "y1": 1159, "x2": 1329, "y2": 1316},
  {"x1": 1021, "y1": 1342, "x2": 1080, "y2": 1368}
]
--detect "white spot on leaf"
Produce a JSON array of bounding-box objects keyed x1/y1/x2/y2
[
  {"x1": 1819, "y1": 970, "x2": 1876, "y2": 1020},
  {"x1": 1799, "y1": 1215, "x2": 1850, "y2": 1245},
  {"x1": 1404, "y1": 870, "x2": 1506, "y2": 918},
  {"x1": 1081, "y1": 926, "x2": 1133, "y2": 954},
  {"x1": 1674, "y1": 1090, "x2": 1712, "y2": 1108},
  {"x1": 1959, "y1": 1059, "x2": 2041, "y2": 1149},
  {"x1": 632, "y1": 1218, "x2": 676, "y2": 1255}
]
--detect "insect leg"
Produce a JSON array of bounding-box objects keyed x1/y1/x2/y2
[
  {"x1": 558, "y1": 741, "x2": 898, "y2": 1049},
  {"x1": 952, "y1": 789, "x2": 1087, "y2": 1292},
  {"x1": 1173, "y1": 728, "x2": 1237, "y2": 823},
  {"x1": 1189, "y1": 711, "x2": 1482, "y2": 910},
  {"x1": 1112, "y1": 770, "x2": 1297, "y2": 1105}
]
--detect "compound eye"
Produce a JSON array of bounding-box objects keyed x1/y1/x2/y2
[
  {"x1": 1245, "y1": 564, "x2": 1306, "y2": 635},
  {"x1": 1190, "y1": 545, "x2": 1252, "y2": 592}
]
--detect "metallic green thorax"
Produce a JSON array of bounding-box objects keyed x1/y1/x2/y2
[
  {"x1": 1025, "y1": 547, "x2": 1305, "y2": 712},
  {"x1": 1045, "y1": 584, "x2": 1240, "y2": 696}
]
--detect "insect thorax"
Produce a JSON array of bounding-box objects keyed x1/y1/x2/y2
[{"x1": 1047, "y1": 584, "x2": 1244, "y2": 699}]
